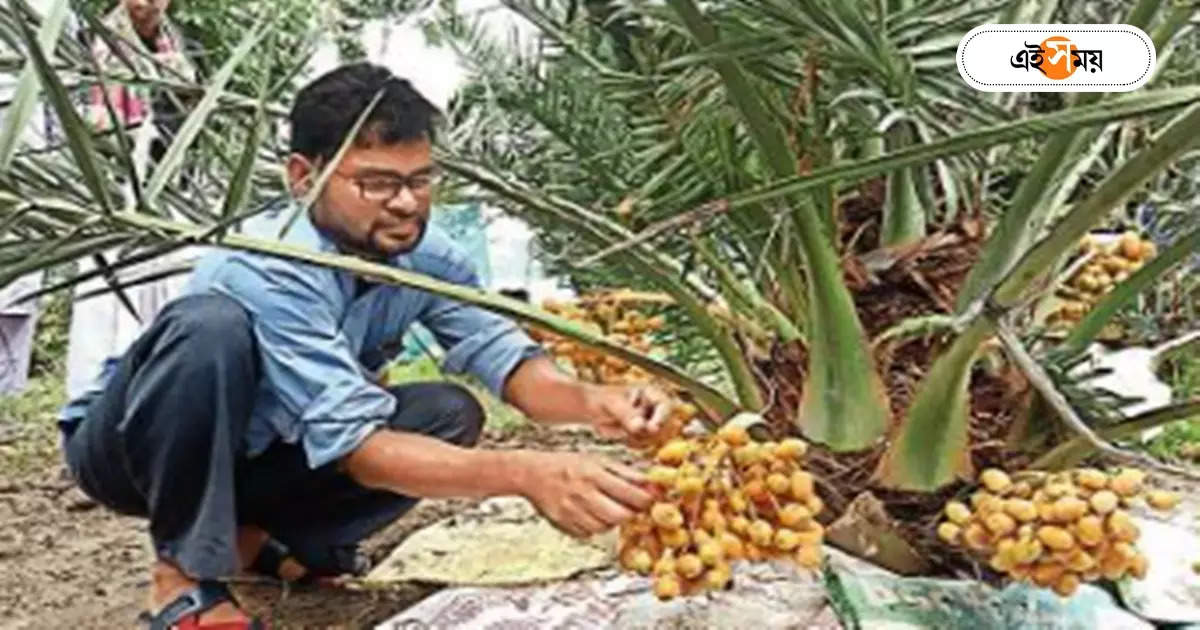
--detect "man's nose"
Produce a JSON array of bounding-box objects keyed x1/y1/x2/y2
[{"x1": 384, "y1": 186, "x2": 419, "y2": 215}]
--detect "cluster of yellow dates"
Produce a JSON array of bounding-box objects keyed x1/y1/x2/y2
[
  {"x1": 532, "y1": 295, "x2": 666, "y2": 386},
  {"x1": 938, "y1": 467, "x2": 1179, "y2": 597},
  {"x1": 617, "y1": 424, "x2": 826, "y2": 600},
  {"x1": 533, "y1": 293, "x2": 699, "y2": 445},
  {"x1": 1052, "y1": 231, "x2": 1157, "y2": 326}
]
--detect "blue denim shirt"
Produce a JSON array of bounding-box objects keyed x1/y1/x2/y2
[{"x1": 59, "y1": 201, "x2": 544, "y2": 468}]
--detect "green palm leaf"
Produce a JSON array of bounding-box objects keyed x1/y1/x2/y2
[
  {"x1": 144, "y1": 22, "x2": 267, "y2": 204},
  {"x1": 731, "y1": 87, "x2": 1200, "y2": 211},
  {"x1": 11, "y1": 0, "x2": 114, "y2": 213},
  {"x1": 0, "y1": 0, "x2": 68, "y2": 171},
  {"x1": 880, "y1": 103, "x2": 1200, "y2": 490}
]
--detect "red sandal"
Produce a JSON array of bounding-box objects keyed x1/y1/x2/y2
[{"x1": 139, "y1": 581, "x2": 266, "y2": 630}]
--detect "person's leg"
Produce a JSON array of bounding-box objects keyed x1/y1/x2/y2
[
  {"x1": 238, "y1": 381, "x2": 485, "y2": 575},
  {"x1": 63, "y1": 293, "x2": 262, "y2": 623},
  {"x1": 0, "y1": 312, "x2": 37, "y2": 395}
]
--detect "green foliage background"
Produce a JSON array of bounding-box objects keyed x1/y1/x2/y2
[
  {"x1": 70, "y1": 0, "x2": 431, "y2": 93},
  {"x1": 1, "y1": 0, "x2": 1196, "y2": 481}
]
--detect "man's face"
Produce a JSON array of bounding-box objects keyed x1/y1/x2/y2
[
  {"x1": 124, "y1": 0, "x2": 170, "y2": 26},
  {"x1": 288, "y1": 137, "x2": 437, "y2": 258}
]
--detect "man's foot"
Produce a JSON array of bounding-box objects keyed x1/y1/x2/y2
[
  {"x1": 237, "y1": 525, "x2": 310, "y2": 582},
  {"x1": 147, "y1": 561, "x2": 252, "y2": 627}
]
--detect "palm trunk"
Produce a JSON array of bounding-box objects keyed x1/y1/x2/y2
[
  {"x1": 881, "y1": 124, "x2": 926, "y2": 247},
  {"x1": 669, "y1": 0, "x2": 891, "y2": 449},
  {"x1": 880, "y1": 103, "x2": 1200, "y2": 490}
]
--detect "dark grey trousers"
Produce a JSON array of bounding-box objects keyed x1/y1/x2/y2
[{"x1": 62, "y1": 294, "x2": 484, "y2": 580}]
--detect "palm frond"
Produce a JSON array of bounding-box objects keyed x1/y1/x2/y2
[{"x1": 0, "y1": 0, "x2": 69, "y2": 170}]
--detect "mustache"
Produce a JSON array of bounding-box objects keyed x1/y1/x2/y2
[
  {"x1": 366, "y1": 215, "x2": 426, "y2": 245},
  {"x1": 373, "y1": 215, "x2": 425, "y2": 232}
]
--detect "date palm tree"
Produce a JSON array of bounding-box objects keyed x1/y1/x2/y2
[
  {"x1": 1, "y1": 0, "x2": 1197, "y2": 542},
  {"x1": 432, "y1": 0, "x2": 1200, "y2": 490}
]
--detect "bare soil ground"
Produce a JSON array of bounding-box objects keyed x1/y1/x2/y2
[{"x1": 0, "y1": 422, "x2": 621, "y2": 630}]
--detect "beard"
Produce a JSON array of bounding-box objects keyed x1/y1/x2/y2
[
  {"x1": 364, "y1": 214, "x2": 427, "y2": 258},
  {"x1": 311, "y1": 197, "x2": 428, "y2": 260}
]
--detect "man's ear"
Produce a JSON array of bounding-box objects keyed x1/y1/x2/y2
[{"x1": 285, "y1": 153, "x2": 318, "y2": 198}]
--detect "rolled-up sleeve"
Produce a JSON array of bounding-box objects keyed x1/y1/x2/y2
[
  {"x1": 420, "y1": 266, "x2": 546, "y2": 398},
  {"x1": 211, "y1": 257, "x2": 396, "y2": 469}
]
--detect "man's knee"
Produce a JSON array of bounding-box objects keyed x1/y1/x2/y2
[
  {"x1": 433, "y1": 383, "x2": 484, "y2": 447},
  {"x1": 161, "y1": 294, "x2": 254, "y2": 356},
  {"x1": 388, "y1": 382, "x2": 484, "y2": 447}
]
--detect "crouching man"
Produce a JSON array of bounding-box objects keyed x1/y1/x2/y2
[{"x1": 59, "y1": 62, "x2": 671, "y2": 629}]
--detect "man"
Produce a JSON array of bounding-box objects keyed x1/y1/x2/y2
[{"x1": 59, "y1": 63, "x2": 670, "y2": 629}]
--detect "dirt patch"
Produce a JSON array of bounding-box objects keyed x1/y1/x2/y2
[
  {"x1": 0, "y1": 463, "x2": 461, "y2": 630},
  {"x1": 1, "y1": 468, "x2": 150, "y2": 630},
  {"x1": 0, "y1": 424, "x2": 625, "y2": 629}
]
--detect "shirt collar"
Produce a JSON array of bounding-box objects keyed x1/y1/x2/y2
[{"x1": 245, "y1": 198, "x2": 338, "y2": 254}]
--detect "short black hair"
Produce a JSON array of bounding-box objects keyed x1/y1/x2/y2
[{"x1": 289, "y1": 62, "x2": 439, "y2": 162}]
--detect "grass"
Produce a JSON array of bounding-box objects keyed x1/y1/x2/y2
[
  {"x1": 1143, "y1": 351, "x2": 1200, "y2": 462},
  {"x1": 0, "y1": 288, "x2": 72, "y2": 478},
  {"x1": 0, "y1": 370, "x2": 66, "y2": 478},
  {"x1": 1163, "y1": 350, "x2": 1200, "y2": 400}
]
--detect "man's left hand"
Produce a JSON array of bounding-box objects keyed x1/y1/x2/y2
[{"x1": 584, "y1": 384, "x2": 675, "y2": 445}]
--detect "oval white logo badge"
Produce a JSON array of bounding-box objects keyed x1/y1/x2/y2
[{"x1": 958, "y1": 25, "x2": 1156, "y2": 92}]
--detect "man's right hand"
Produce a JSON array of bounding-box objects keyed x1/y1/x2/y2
[{"x1": 515, "y1": 451, "x2": 656, "y2": 538}]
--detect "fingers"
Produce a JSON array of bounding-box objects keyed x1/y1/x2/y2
[
  {"x1": 527, "y1": 455, "x2": 637, "y2": 538},
  {"x1": 593, "y1": 462, "x2": 655, "y2": 511},
  {"x1": 552, "y1": 512, "x2": 591, "y2": 539},
  {"x1": 593, "y1": 419, "x2": 625, "y2": 440},
  {"x1": 564, "y1": 499, "x2": 608, "y2": 537},
  {"x1": 540, "y1": 496, "x2": 599, "y2": 538},
  {"x1": 550, "y1": 490, "x2": 628, "y2": 538},
  {"x1": 645, "y1": 395, "x2": 673, "y2": 435},
  {"x1": 619, "y1": 395, "x2": 648, "y2": 436},
  {"x1": 603, "y1": 459, "x2": 647, "y2": 485},
  {"x1": 577, "y1": 489, "x2": 637, "y2": 529},
  {"x1": 625, "y1": 386, "x2": 674, "y2": 437},
  {"x1": 568, "y1": 464, "x2": 647, "y2": 536},
  {"x1": 592, "y1": 386, "x2": 679, "y2": 444}
]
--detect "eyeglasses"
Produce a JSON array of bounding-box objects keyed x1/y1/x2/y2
[{"x1": 333, "y1": 167, "x2": 443, "y2": 203}]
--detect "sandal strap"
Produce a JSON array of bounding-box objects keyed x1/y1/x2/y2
[
  {"x1": 248, "y1": 537, "x2": 317, "y2": 585},
  {"x1": 145, "y1": 582, "x2": 238, "y2": 630},
  {"x1": 249, "y1": 537, "x2": 292, "y2": 578},
  {"x1": 175, "y1": 621, "x2": 266, "y2": 630},
  {"x1": 248, "y1": 536, "x2": 367, "y2": 585}
]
